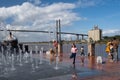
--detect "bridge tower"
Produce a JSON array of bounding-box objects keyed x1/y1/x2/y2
[{"x1": 56, "y1": 19, "x2": 63, "y2": 61}]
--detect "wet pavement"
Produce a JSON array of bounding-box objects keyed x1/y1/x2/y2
[{"x1": 0, "y1": 54, "x2": 120, "y2": 80}]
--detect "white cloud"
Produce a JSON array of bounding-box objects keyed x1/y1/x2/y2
[
  {"x1": 0, "y1": 2, "x2": 82, "y2": 42},
  {"x1": 77, "y1": 0, "x2": 104, "y2": 7},
  {"x1": 28, "y1": 0, "x2": 41, "y2": 6},
  {"x1": 63, "y1": 34, "x2": 76, "y2": 41},
  {"x1": 34, "y1": 0, "x2": 41, "y2": 5},
  {"x1": 103, "y1": 29, "x2": 120, "y2": 36}
]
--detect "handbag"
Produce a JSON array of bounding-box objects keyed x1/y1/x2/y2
[{"x1": 70, "y1": 53, "x2": 74, "y2": 59}]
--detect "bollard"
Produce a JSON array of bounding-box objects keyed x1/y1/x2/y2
[{"x1": 88, "y1": 43, "x2": 95, "y2": 56}]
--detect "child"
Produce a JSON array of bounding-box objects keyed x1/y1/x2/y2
[
  {"x1": 49, "y1": 48, "x2": 56, "y2": 64},
  {"x1": 109, "y1": 43, "x2": 114, "y2": 62},
  {"x1": 80, "y1": 46, "x2": 85, "y2": 64},
  {"x1": 105, "y1": 40, "x2": 113, "y2": 62}
]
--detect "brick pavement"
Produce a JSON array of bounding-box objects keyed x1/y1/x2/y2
[
  {"x1": 0, "y1": 53, "x2": 120, "y2": 80},
  {"x1": 65, "y1": 55, "x2": 120, "y2": 80},
  {"x1": 44, "y1": 53, "x2": 120, "y2": 80}
]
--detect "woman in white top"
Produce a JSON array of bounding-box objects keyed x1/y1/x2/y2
[{"x1": 70, "y1": 43, "x2": 78, "y2": 65}]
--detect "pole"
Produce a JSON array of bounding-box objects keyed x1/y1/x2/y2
[{"x1": 58, "y1": 19, "x2": 63, "y2": 61}]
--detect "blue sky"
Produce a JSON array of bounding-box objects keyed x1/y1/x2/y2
[{"x1": 0, "y1": 0, "x2": 120, "y2": 42}]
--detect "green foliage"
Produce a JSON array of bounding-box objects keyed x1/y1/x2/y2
[{"x1": 101, "y1": 35, "x2": 120, "y2": 43}]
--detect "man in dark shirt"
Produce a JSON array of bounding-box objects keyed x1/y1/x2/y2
[{"x1": 112, "y1": 37, "x2": 119, "y2": 61}]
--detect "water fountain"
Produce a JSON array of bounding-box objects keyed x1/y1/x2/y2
[
  {"x1": 19, "y1": 49, "x2": 23, "y2": 66},
  {"x1": 30, "y1": 49, "x2": 33, "y2": 63},
  {"x1": 2, "y1": 51, "x2": 9, "y2": 75},
  {"x1": 29, "y1": 45, "x2": 35, "y2": 72},
  {"x1": 31, "y1": 62, "x2": 35, "y2": 73},
  {"x1": 39, "y1": 47, "x2": 43, "y2": 64},
  {"x1": 0, "y1": 57, "x2": 1, "y2": 64},
  {"x1": 35, "y1": 45, "x2": 39, "y2": 69},
  {"x1": 54, "y1": 56, "x2": 59, "y2": 70},
  {"x1": 0, "y1": 46, "x2": 4, "y2": 65},
  {"x1": 24, "y1": 51, "x2": 29, "y2": 63},
  {"x1": 48, "y1": 27, "x2": 52, "y2": 49},
  {"x1": 35, "y1": 59, "x2": 39, "y2": 69},
  {"x1": 0, "y1": 21, "x2": 78, "y2": 80},
  {"x1": 35, "y1": 45, "x2": 38, "y2": 54},
  {"x1": 11, "y1": 54, "x2": 15, "y2": 71},
  {"x1": 39, "y1": 50, "x2": 42, "y2": 64},
  {"x1": 51, "y1": 26, "x2": 60, "y2": 70}
]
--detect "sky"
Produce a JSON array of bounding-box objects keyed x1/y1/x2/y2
[{"x1": 0, "y1": 0, "x2": 120, "y2": 42}]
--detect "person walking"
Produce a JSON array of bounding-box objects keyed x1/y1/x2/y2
[
  {"x1": 105, "y1": 40, "x2": 113, "y2": 62},
  {"x1": 49, "y1": 48, "x2": 56, "y2": 64},
  {"x1": 80, "y1": 46, "x2": 85, "y2": 65},
  {"x1": 70, "y1": 43, "x2": 78, "y2": 66},
  {"x1": 112, "y1": 37, "x2": 119, "y2": 62},
  {"x1": 105, "y1": 40, "x2": 111, "y2": 55},
  {"x1": 53, "y1": 40, "x2": 58, "y2": 55},
  {"x1": 109, "y1": 43, "x2": 114, "y2": 62}
]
